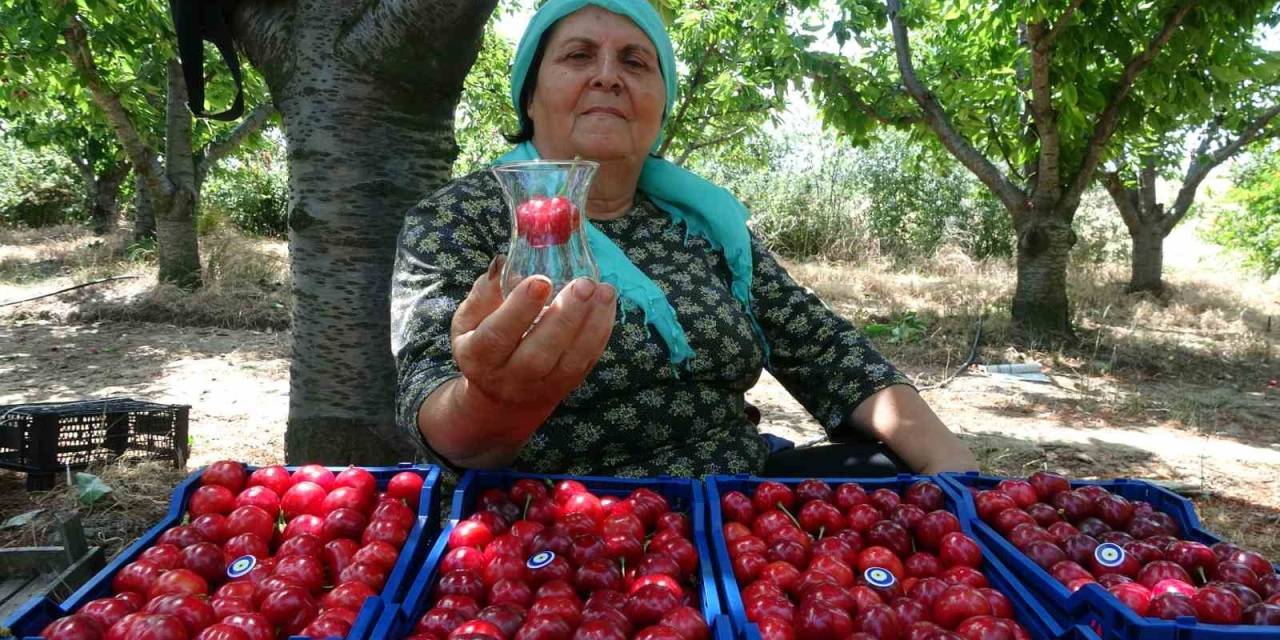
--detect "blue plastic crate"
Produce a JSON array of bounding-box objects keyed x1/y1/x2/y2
[
  {"x1": 940, "y1": 472, "x2": 1280, "y2": 640},
  {"x1": 3, "y1": 462, "x2": 440, "y2": 640},
  {"x1": 705, "y1": 473, "x2": 1067, "y2": 640},
  {"x1": 372, "y1": 469, "x2": 725, "y2": 639}
]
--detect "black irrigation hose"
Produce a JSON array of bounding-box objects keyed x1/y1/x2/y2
[
  {"x1": 0, "y1": 275, "x2": 139, "y2": 308},
  {"x1": 919, "y1": 315, "x2": 983, "y2": 391}
]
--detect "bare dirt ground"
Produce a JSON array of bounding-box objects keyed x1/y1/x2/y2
[{"x1": 1, "y1": 222, "x2": 1277, "y2": 560}]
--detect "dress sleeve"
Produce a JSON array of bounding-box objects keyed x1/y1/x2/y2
[
  {"x1": 749, "y1": 233, "x2": 914, "y2": 437},
  {"x1": 390, "y1": 175, "x2": 505, "y2": 467}
]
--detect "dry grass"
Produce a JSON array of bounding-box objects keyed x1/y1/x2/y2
[
  {"x1": 2, "y1": 227, "x2": 290, "y2": 330},
  {"x1": 0, "y1": 461, "x2": 188, "y2": 559}
]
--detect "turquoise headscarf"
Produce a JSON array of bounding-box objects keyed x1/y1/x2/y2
[{"x1": 496, "y1": 0, "x2": 767, "y2": 366}]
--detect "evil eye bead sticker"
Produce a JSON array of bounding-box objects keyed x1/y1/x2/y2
[
  {"x1": 226, "y1": 554, "x2": 257, "y2": 579},
  {"x1": 527, "y1": 551, "x2": 556, "y2": 570},
  {"x1": 864, "y1": 566, "x2": 896, "y2": 588},
  {"x1": 1094, "y1": 543, "x2": 1126, "y2": 568}
]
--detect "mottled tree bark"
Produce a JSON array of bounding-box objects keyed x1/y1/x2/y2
[
  {"x1": 155, "y1": 59, "x2": 202, "y2": 288},
  {"x1": 231, "y1": 0, "x2": 497, "y2": 463},
  {"x1": 133, "y1": 172, "x2": 156, "y2": 241},
  {"x1": 76, "y1": 158, "x2": 129, "y2": 235}
]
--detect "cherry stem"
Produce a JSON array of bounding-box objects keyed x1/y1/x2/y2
[
  {"x1": 818, "y1": 526, "x2": 825, "y2": 540},
  {"x1": 522, "y1": 494, "x2": 532, "y2": 521},
  {"x1": 1197, "y1": 567, "x2": 1207, "y2": 585},
  {"x1": 776, "y1": 501, "x2": 801, "y2": 529}
]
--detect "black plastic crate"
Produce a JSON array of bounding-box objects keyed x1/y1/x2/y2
[{"x1": 0, "y1": 399, "x2": 189, "y2": 490}]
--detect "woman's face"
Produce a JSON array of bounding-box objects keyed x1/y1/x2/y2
[{"x1": 527, "y1": 6, "x2": 666, "y2": 163}]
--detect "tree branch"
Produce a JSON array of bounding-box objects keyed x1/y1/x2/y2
[
  {"x1": 658, "y1": 43, "x2": 718, "y2": 157},
  {"x1": 674, "y1": 125, "x2": 750, "y2": 166},
  {"x1": 808, "y1": 53, "x2": 922, "y2": 127},
  {"x1": 1024, "y1": 22, "x2": 1061, "y2": 206},
  {"x1": 335, "y1": 0, "x2": 498, "y2": 87},
  {"x1": 1035, "y1": 0, "x2": 1086, "y2": 53},
  {"x1": 1101, "y1": 170, "x2": 1142, "y2": 234},
  {"x1": 196, "y1": 103, "x2": 275, "y2": 186},
  {"x1": 1165, "y1": 102, "x2": 1280, "y2": 233},
  {"x1": 1058, "y1": 0, "x2": 1201, "y2": 217},
  {"x1": 884, "y1": 0, "x2": 1026, "y2": 217},
  {"x1": 62, "y1": 13, "x2": 166, "y2": 197}
]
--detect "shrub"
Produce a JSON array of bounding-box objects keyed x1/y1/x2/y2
[{"x1": 0, "y1": 135, "x2": 83, "y2": 228}]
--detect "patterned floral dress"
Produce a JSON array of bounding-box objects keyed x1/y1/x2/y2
[{"x1": 391, "y1": 170, "x2": 911, "y2": 479}]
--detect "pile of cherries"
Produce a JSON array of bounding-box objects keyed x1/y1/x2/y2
[
  {"x1": 720, "y1": 479, "x2": 1032, "y2": 640},
  {"x1": 39, "y1": 461, "x2": 426, "y2": 640},
  {"x1": 971, "y1": 472, "x2": 1280, "y2": 626},
  {"x1": 408, "y1": 479, "x2": 709, "y2": 640}
]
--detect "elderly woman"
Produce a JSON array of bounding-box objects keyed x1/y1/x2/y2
[{"x1": 391, "y1": 0, "x2": 977, "y2": 478}]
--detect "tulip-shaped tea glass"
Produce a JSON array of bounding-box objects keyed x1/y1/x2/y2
[{"x1": 491, "y1": 160, "x2": 600, "y2": 300}]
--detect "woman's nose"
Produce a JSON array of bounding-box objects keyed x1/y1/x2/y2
[{"x1": 589, "y1": 55, "x2": 623, "y2": 94}]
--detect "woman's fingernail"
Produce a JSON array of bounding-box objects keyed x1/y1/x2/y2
[
  {"x1": 596, "y1": 283, "x2": 616, "y2": 304},
  {"x1": 573, "y1": 279, "x2": 597, "y2": 300},
  {"x1": 527, "y1": 277, "x2": 551, "y2": 300},
  {"x1": 487, "y1": 255, "x2": 505, "y2": 281}
]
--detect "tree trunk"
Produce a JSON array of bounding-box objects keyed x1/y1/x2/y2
[
  {"x1": 154, "y1": 59, "x2": 202, "y2": 289},
  {"x1": 154, "y1": 190, "x2": 202, "y2": 288},
  {"x1": 1012, "y1": 214, "x2": 1076, "y2": 341},
  {"x1": 232, "y1": 0, "x2": 494, "y2": 464},
  {"x1": 133, "y1": 171, "x2": 156, "y2": 240},
  {"x1": 1128, "y1": 221, "x2": 1164, "y2": 294},
  {"x1": 87, "y1": 162, "x2": 129, "y2": 235}
]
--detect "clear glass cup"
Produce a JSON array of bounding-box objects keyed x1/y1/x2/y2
[{"x1": 491, "y1": 160, "x2": 601, "y2": 300}]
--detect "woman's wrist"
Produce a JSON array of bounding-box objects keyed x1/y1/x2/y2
[{"x1": 419, "y1": 375, "x2": 554, "y2": 468}]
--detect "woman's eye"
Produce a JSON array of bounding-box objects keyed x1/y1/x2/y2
[{"x1": 568, "y1": 51, "x2": 590, "y2": 60}]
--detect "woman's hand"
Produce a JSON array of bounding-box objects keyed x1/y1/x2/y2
[
  {"x1": 418, "y1": 257, "x2": 617, "y2": 469},
  {"x1": 450, "y1": 256, "x2": 617, "y2": 411}
]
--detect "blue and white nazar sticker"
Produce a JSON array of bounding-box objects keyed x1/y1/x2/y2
[
  {"x1": 864, "y1": 566, "x2": 896, "y2": 588},
  {"x1": 226, "y1": 554, "x2": 257, "y2": 579},
  {"x1": 527, "y1": 551, "x2": 556, "y2": 570},
  {"x1": 1094, "y1": 543, "x2": 1127, "y2": 568}
]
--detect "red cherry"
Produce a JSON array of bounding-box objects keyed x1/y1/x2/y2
[
  {"x1": 386, "y1": 471, "x2": 424, "y2": 509},
  {"x1": 1025, "y1": 503, "x2": 1061, "y2": 527},
  {"x1": 148, "y1": 568, "x2": 207, "y2": 599},
  {"x1": 281, "y1": 481, "x2": 328, "y2": 518},
  {"x1": 333, "y1": 466, "x2": 377, "y2": 497},
  {"x1": 202, "y1": 461, "x2": 246, "y2": 493},
  {"x1": 1027, "y1": 472, "x2": 1070, "y2": 501},
  {"x1": 995, "y1": 480, "x2": 1037, "y2": 509},
  {"x1": 904, "y1": 481, "x2": 945, "y2": 512},
  {"x1": 657, "y1": 606, "x2": 709, "y2": 640},
  {"x1": 224, "y1": 506, "x2": 274, "y2": 541},
  {"x1": 81, "y1": 597, "x2": 139, "y2": 630},
  {"x1": 753, "y1": 616, "x2": 794, "y2": 640},
  {"x1": 280, "y1": 513, "x2": 324, "y2": 540},
  {"x1": 338, "y1": 561, "x2": 388, "y2": 593},
  {"x1": 974, "y1": 491, "x2": 1017, "y2": 523},
  {"x1": 156, "y1": 526, "x2": 204, "y2": 549},
  {"x1": 218, "y1": 613, "x2": 273, "y2": 640},
  {"x1": 193, "y1": 624, "x2": 248, "y2": 640},
  {"x1": 793, "y1": 600, "x2": 853, "y2": 640},
  {"x1": 246, "y1": 466, "x2": 291, "y2": 496},
  {"x1": 1193, "y1": 585, "x2": 1244, "y2": 624},
  {"x1": 1108, "y1": 582, "x2": 1153, "y2": 615},
  {"x1": 939, "y1": 532, "x2": 983, "y2": 569},
  {"x1": 292, "y1": 464, "x2": 335, "y2": 490},
  {"x1": 1243, "y1": 603, "x2": 1280, "y2": 625},
  {"x1": 189, "y1": 485, "x2": 236, "y2": 517},
  {"x1": 720, "y1": 491, "x2": 756, "y2": 524},
  {"x1": 363, "y1": 519, "x2": 410, "y2": 548},
  {"x1": 794, "y1": 479, "x2": 835, "y2": 504},
  {"x1": 977, "y1": 587, "x2": 1014, "y2": 619},
  {"x1": 1020, "y1": 541, "x2": 1067, "y2": 570},
  {"x1": 752, "y1": 482, "x2": 795, "y2": 514},
  {"x1": 904, "y1": 552, "x2": 943, "y2": 578},
  {"x1": 931, "y1": 584, "x2": 992, "y2": 629},
  {"x1": 915, "y1": 511, "x2": 962, "y2": 552},
  {"x1": 321, "y1": 538, "x2": 360, "y2": 578}
]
